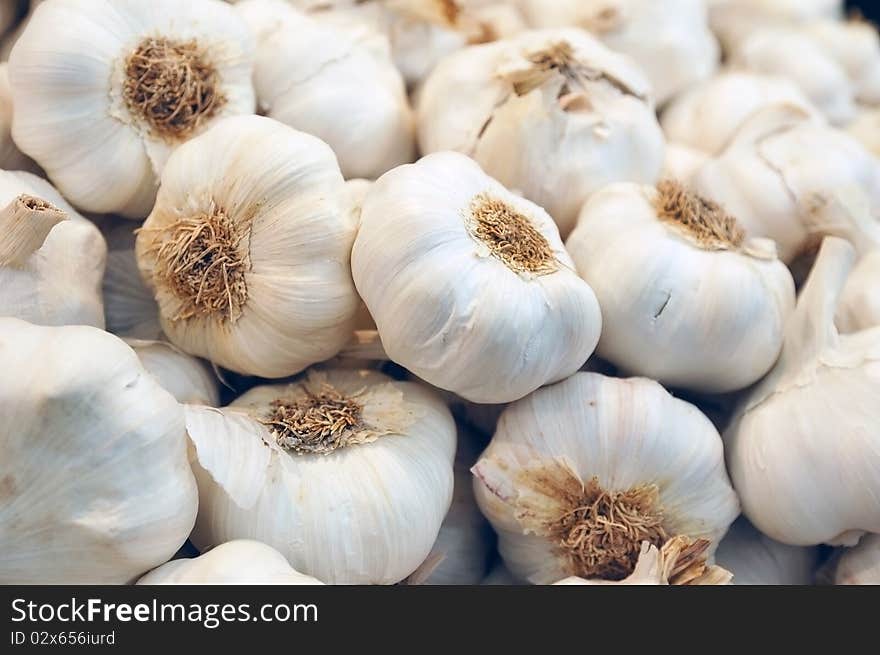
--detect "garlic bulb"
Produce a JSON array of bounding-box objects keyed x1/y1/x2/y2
[
  {"x1": 661, "y1": 71, "x2": 820, "y2": 156},
  {"x1": 517, "y1": 0, "x2": 720, "y2": 106},
  {"x1": 847, "y1": 107, "x2": 880, "y2": 157},
  {"x1": 693, "y1": 104, "x2": 880, "y2": 263},
  {"x1": 566, "y1": 180, "x2": 795, "y2": 393},
  {"x1": 834, "y1": 534, "x2": 880, "y2": 585},
  {"x1": 352, "y1": 151, "x2": 601, "y2": 404},
  {"x1": 138, "y1": 540, "x2": 324, "y2": 585},
  {"x1": 187, "y1": 369, "x2": 456, "y2": 585},
  {"x1": 417, "y1": 28, "x2": 664, "y2": 236},
  {"x1": 473, "y1": 372, "x2": 740, "y2": 584},
  {"x1": 730, "y1": 27, "x2": 856, "y2": 125},
  {"x1": 804, "y1": 18, "x2": 880, "y2": 106},
  {"x1": 554, "y1": 537, "x2": 733, "y2": 585},
  {"x1": 0, "y1": 318, "x2": 198, "y2": 583},
  {"x1": 126, "y1": 339, "x2": 219, "y2": 406},
  {"x1": 0, "y1": 63, "x2": 35, "y2": 171},
  {"x1": 0, "y1": 169, "x2": 106, "y2": 328},
  {"x1": 9, "y1": 0, "x2": 255, "y2": 217},
  {"x1": 101, "y1": 220, "x2": 163, "y2": 340},
  {"x1": 136, "y1": 115, "x2": 359, "y2": 378},
  {"x1": 238, "y1": 0, "x2": 415, "y2": 180},
  {"x1": 661, "y1": 143, "x2": 709, "y2": 184},
  {"x1": 725, "y1": 237, "x2": 880, "y2": 546},
  {"x1": 714, "y1": 518, "x2": 819, "y2": 585}
]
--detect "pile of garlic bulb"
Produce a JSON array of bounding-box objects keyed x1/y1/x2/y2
[{"x1": 2, "y1": 0, "x2": 880, "y2": 588}]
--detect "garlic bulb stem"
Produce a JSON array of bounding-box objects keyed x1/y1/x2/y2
[{"x1": 0, "y1": 194, "x2": 66, "y2": 267}]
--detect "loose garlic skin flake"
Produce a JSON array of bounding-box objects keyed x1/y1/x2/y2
[
  {"x1": 726, "y1": 238, "x2": 880, "y2": 547},
  {"x1": 136, "y1": 115, "x2": 359, "y2": 379},
  {"x1": 8, "y1": 0, "x2": 255, "y2": 217},
  {"x1": 187, "y1": 369, "x2": 456, "y2": 585},
  {"x1": 417, "y1": 28, "x2": 664, "y2": 236},
  {"x1": 0, "y1": 170, "x2": 106, "y2": 329},
  {"x1": 566, "y1": 181, "x2": 795, "y2": 393},
  {"x1": 238, "y1": 0, "x2": 415, "y2": 180},
  {"x1": 0, "y1": 319, "x2": 198, "y2": 584},
  {"x1": 352, "y1": 152, "x2": 602, "y2": 404},
  {"x1": 138, "y1": 540, "x2": 324, "y2": 585},
  {"x1": 472, "y1": 372, "x2": 739, "y2": 585},
  {"x1": 834, "y1": 534, "x2": 880, "y2": 585}
]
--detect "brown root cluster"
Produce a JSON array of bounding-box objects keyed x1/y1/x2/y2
[
  {"x1": 553, "y1": 477, "x2": 668, "y2": 580},
  {"x1": 123, "y1": 37, "x2": 225, "y2": 141},
  {"x1": 468, "y1": 193, "x2": 558, "y2": 275},
  {"x1": 263, "y1": 384, "x2": 366, "y2": 455},
  {"x1": 654, "y1": 179, "x2": 745, "y2": 250},
  {"x1": 142, "y1": 207, "x2": 250, "y2": 322}
]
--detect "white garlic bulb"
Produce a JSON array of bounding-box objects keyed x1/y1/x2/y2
[
  {"x1": 567, "y1": 180, "x2": 795, "y2": 393},
  {"x1": 661, "y1": 143, "x2": 709, "y2": 184},
  {"x1": 0, "y1": 63, "x2": 35, "y2": 171},
  {"x1": 417, "y1": 28, "x2": 664, "y2": 236},
  {"x1": 8, "y1": 0, "x2": 255, "y2": 217},
  {"x1": 730, "y1": 27, "x2": 856, "y2": 125},
  {"x1": 517, "y1": 0, "x2": 720, "y2": 106},
  {"x1": 554, "y1": 537, "x2": 733, "y2": 585},
  {"x1": 726, "y1": 237, "x2": 880, "y2": 546},
  {"x1": 661, "y1": 71, "x2": 821, "y2": 156},
  {"x1": 847, "y1": 107, "x2": 880, "y2": 157},
  {"x1": 238, "y1": 0, "x2": 415, "y2": 180},
  {"x1": 0, "y1": 319, "x2": 198, "y2": 583},
  {"x1": 126, "y1": 339, "x2": 219, "y2": 406},
  {"x1": 187, "y1": 369, "x2": 456, "y2": 585},
  {"x1": 473, "y1": 372, "x2": 740, "y2": 584},
  {"x1": 803, "y1": 18, "x2": 880, "y2": 106},
  {"x1": 714, "y1": 518, "x2": 819, "y2": 585},
  {"x1": 136, "y1": 115, "x2": 359, "y2": 378},
  {"x1": 0, "y1": 169, "x2": 106, "y2": 329},
  {"x1": 101, "y1": 220, "x2": 163, "y2": 340},
  {"x1": 834, "y1": 534, "x2": 880, "y2": 585},
  {"x1": 352, "y1": 151, "x2": 601, "y2": 404},
  {"x1": 138, "y1": 540, "x2": 324, "y2": 585},
  {"x1": 693, "y1": 104, "x2": 880, "y2": 263}
]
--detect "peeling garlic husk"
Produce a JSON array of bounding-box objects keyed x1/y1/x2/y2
[
  {"x1": 693, "y1": 104, "x2": 880, "y2": 263},
  {"x1": 8, "y1": 0, "x2": 255, "y2": 218},
  {"x1": 472, "y1": 372, "x2": 740, "y2": 584},
  {"x1": 833, "y1": 534, "x2": 880, "y2": 584},
  {"x1": 714, "y1": 517, "x2": 819, "y2": 585},
  {"x1": 417, "y1": 28, "x2": 664, "y2": 236},
  {"x1": 0, "y1": 170, "x2": 106, "y2": 329},
  {"x1": 352, "y1": 151, "x2": 602, "y2": 404},
  {"x1": 238, "y1": 0, "x2": 415, "y2": 179},
  {"x1": 0, "y1": 319, "x2": 198, "y2": 583},
  {"x1": 725, "y1": 237, "x2": 880, "y2": 546},
  {"x1": 187, "y1": 369, "x2": 456, "y2": 585},
  {"x1": 566, "y1": 181, "x2": 795, "y2": 393},
  {"x1": 661, "y1": 71, "x2": 821, "y2": 156},
  {"x1": 517, "y1": 0, "x2": 720, "y2": 106},
  {"x1": 138, "y1": 540, "x2": 324, "y2": 585},
  {"x1": 554, "y1": 537, "x2": 733, "y2": 585},
  {"x1": 126, "y1": 339, "x2": 219, "y2": 406},
  {"x1": 136, "y1": 115, "x2": 359, "y2": 378}
]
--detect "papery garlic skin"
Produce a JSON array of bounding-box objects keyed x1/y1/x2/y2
[
  {"x1": 730, "y1": 28, "x2": 855, "y2": 125},
  {"x1": 188, "y1": 369, "x2": 456, "y2": 585},
  {"x1": 9, "y1": 0, "x2": 255, "y2": 217},
  {"x1": 726, "y1": 237, "x2": 880, "y2": 546},
  {"x1": 136, "y1": 115, "x2": 359, "y2": 378},
  {"x1": 693, "y1": 105, "x2": 880, "y2": 263},
  {"x1": 238, "y1": 0, "x2": 415, "y2": 179},
  {"x1": 0, "y1": 170, "x2": 106, "y2": 329},
  {"x1": 0, "y1": 319, "x2": 197, "y2": 584},
  {"x1": 352, "y1": 152, "x2": 601, "y2": 404},
  {"x1": 838, "y1": 250, "x2": 880, "y2": 332},
  {"x1": 567, "y1": 181, "x2": 795, "y2": 393},
  {"x1": 661, "y1": 71, "x2": 820, "y2": 156},
  {"x1": 138, "y1": 540, "x2": 324, "y2": 585},
  {"x1": 714, "y1": 517, "x2": 819, "y2": 585},
  {"x1": 417, "y1": 28, "x2": 664, "y2": 235},
  {"x1": 473, "y1": 372, "x2": 739, "y2": 584},
  {"x1": 834, "y1": 534, "x2": 880, "y2": 585},
  {"x1": 126, "y1": 339, "x2": 219, "y2": 406},
  {"x1": 517, "y1": 0, "x2": 720, "y2": 106}
]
